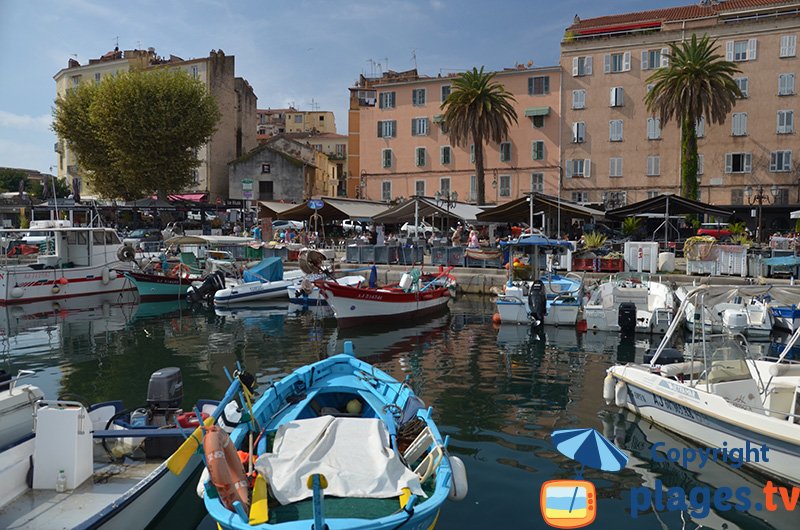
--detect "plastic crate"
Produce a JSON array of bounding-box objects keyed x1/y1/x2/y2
[
  {"x1": 448, "y1": 246, "x2": 465, "y2": 267},
  {"x1": 359, "y1": 245, "x2": 375, "y2": 263},
  {"x1": 431, "y1": 246, "x2": 448, "y2": 266},
  {"x1": 686, "y1": 260, "x2": 717, "y2": 275},
  {"x1": 346, "y1": 245, "x2": 360, "y2": 263},
  {"x1": 597, "y1": 258, "x2": 624, "y2": 272},
  {"x1": 572, "y1": 258, "x2": 595, "y2": 272},
  {"x1": 716, "y1": 245, "x2": 748, "y2": 277},
  {"x1": 398, "y1": 246, "x2": 424, "y2": 265}
]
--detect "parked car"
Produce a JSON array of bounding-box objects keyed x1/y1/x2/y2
[
  {"x1": 342, "y1": 219, "x2": 363, "y2": 234},
  {"x1": 271, "y1": 220, "x2": 304, "y2": 231},
  {"x1": 187, "y1": 210, "x2": 218, "y2": 221},
  {"x1": 122, "y1": 228, "x2": 163, "y2": 250},
  {"x1": 400, "y1": 222, "x2": 440, "y2": 239},
  {"x1": 696, "y1": 222, "x2": 732, "y2": 240}
]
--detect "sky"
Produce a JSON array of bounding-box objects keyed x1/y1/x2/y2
[{"x1": 0, "y1": 0, "x2": 691, "y2": 175}]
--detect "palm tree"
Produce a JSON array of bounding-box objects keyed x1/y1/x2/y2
[
  {"x1": 645, "y1": 34, "x2": 741, "y2": 200},
  {"x1": 441, "y1": 67, "x2": 518, "y2": 205}
]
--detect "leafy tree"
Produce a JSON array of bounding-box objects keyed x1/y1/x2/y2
[
  {"x1": 441, "y1": 67, "x2": 517, "y2": 205},
  {"x1": 645, "y1": 34, "x2": 741, "y2": 200},
  {"x1": 0, "y1": 168, "x2": 27, "y2": 193},
  {"x1": 53, "y1": 68, "x2": 220, "y2": 200}
]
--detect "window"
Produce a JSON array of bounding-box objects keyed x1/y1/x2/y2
[
  {"x1": 731, "y1": 189, "x2": 744, "y2": 205},
  {"x1": 572, "y1": 122, "x2": 586, "y2": 143},
  {"x1": 731, "y1": 113, "x2": 747, "y2": 136},
  {"x1": 572, "y1": 89, "x2": 586, "y2": 110},
  {"x1": 294, "y1": 115, "x2": 303, "y2": 124},
  {"x1": 499, "y1": 175, "x2": 511, "y2": 197},
  {"x1": 647, "y1": 117, "x2": 661, "y2": 140},
  {"x1": 647, "y1": 155, "x2": 660, "y2": 176},
  {"x1": 695, "y1": 117, "x2": 705, "y2": 138},
  {"x1": 469, "y1": 175, "x2": 477, "y2": 202},
  {"x1": 724, "y1": 152, "x2": 752, "y2": 173},
  {"x1": 441, "y1": 85, "x2": 451, "y2": 101},
  {"x1": 565, "y1": 159, "x2": 591, "y2": 178},
  {"x1": 647, "y1": 190, "x2": 661, "y2": 199},
  {"x1": 415, "y1": 147, "x2": 426, "y2": 167},
  {"x1": 572, "y1": 56, "x2": 593, "y2": 76},
  {"x1": 415, "y1": 180, "x2": 426, "y2": 196},
  {"x1": 734, "y1": 77, "x2": 749, "y2": 98},
  {"x1": 335, "y1": 144, "x2": 346, "y2": 157},
  {"x1": 500, "y1": 142, "x2": 512, "y2": 162},
  {"x1": 412, "y1": 88, "x2": 426, "y2": 106},
  {"x1": 602, "y1": 191, "x2": 627, "y2": 208},
  {"x1": 191, "y1": 65, "x2": 199, "y2": 79},
  {"x1": 641, "y1": 48, "x2": 669, "y2": 70},
  {"x1": 727, "y1": 39, "x2": 757, "y2": 62},
  {"x1": 94, "y1": 72, "x2": 101, "y2": 84},
  {"x1": 770, "y1": 150, "x2": 792, "y2": 172},
  {"x1": 609, "y1": 157, "x2": 623, "y2": 177},
  {"x1": 777, "y1": 110, "x2": 794, "y2": 134},
  {"x1": 779, "y1": 73, "x2": 795, "y2": 95},
  {"x1": 697, "y1": 154, "x2": 704, "y2": 175},
  {"x1": 261, "y1": 163, "x2": 271, "y2": 174},
  {"x1": 379, "y1": 91, "x2": 396, "y2": 109},
  {"x1": 411, "y1": 117, "x2": 429, "y2": 136},
  {"x1": 382, "y1": 181, "x2": 392, "y2": 202},
  {"x1": 528, "y1": 76, "x2": 550, "y2": 95},
  {"x1": 571, "y1": 191, "x2": 589, "y2": 203},
  {"x1": 440, "y1": 145, "x2": 451, "y2": 165},
  {"x1": 382, "y1": 149, "x2": 392, "y2": 168},
  {"x1": 604, "y1": 51, "x2": 631, "y2": 73},
  {"x1": 531, "y1": 115, "x2": 545, "y2": 128},
  {"x1": 609, "y1": 120, "x2": 623, "y2": 142},
  {"x1": 440, "y1": 177, "x2": 451, "y2": 195},
  {"x1": 377, "y1": 120, "x2": 396, "y2": 138},
  {"x1": 319, "y1": 115, "x2": 325, "y2": 121},
  {"x1": 780, "y1": 35, "x2": 797, "y2": 58},
  {"x1": 610, "y1": 86, "x2": 624, "y2": 107},
  {"x1": 531, "y1": 173, "x2": 544, "y2": 193},
  {"x1": 775, "y1": 188, "x2": 790, "y2": 205},
  {"x1": 531, "y1": 141, "x2": 545, "y2": 160}
]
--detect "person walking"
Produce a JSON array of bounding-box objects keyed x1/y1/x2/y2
[
  {"x1": 451, "y1": 225, "x2": 463, "y2": 247},
  {"x1": 468, "y1": 226, "x2": 479, "y2": 249}
]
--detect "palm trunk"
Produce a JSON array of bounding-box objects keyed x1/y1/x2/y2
[
  {"x1": 681, "y1": 114, "x2": 699, "y2": 201},
  {"x1": 474, "y1": 129, "x2": 485, "y2": 205}
]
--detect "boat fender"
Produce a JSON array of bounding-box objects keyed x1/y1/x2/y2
[
  {"x1": 10, "y1": 286, "x2": 23, "y2": 298},
  {"x1": 117, "y1": 245, "x2": 136, "y2": 262},
  {"x1": 101, "y1": 267, "x2": 111, "y2": 285},
  {"x1": 51, "y1": 285, "x2": 60, "y2": 294},
  {"x1": 220, "y1": 401, "x2": 242, "y2": 433},
  {"x1": 603, "y1": 374, "x2": 615, "y2": 405},
  {"x1": 196, "y1": 466, "x2": 210, "y2": 498},
  {"x1": 447, "y1": 456, "x2": 468, "y2": 501},
  {"x1": 203, "y1": 425, "x2": 250, "y2": 513},
  {"x1": 614, "y1": 381, "x2": 628, "y2": 408}
]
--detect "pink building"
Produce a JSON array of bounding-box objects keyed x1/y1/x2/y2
[{"x1": 351, "y1": 66, "x2": 562, "y2": 205}]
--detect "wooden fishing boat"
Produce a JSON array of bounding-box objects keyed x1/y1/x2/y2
[
  {"x1": 125, "y1": 269, "x2": 200, "y2": 301},
  {"x1": 0, "y1": 367, "x2": 242, "y2": 530},
  {"x1": 200, "y1": 342, "x2": 467, "y2": 529}
]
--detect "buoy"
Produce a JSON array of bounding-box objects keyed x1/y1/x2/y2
[
  {"x1": 101, "y1": 267, "x2": 111, "y2": 285},
  {"x1": 576, "y1": 319, "x2": 588, "y2": 332},
  {"x1": 603, "y1": 374, "x2": 615, "y2": 405},
  {"x1": 57, "y1": 277, "x2": 69, "y2": 285},
  {"x1": 196, "y1": 467, "x2": 210, "y2": 498},
  {"x1": 51, "y1": 285, "x2": 60, "y2": 294},
  {"x1": 614, "y1": 381, "x2": 628, "y2": 408},
  {"x1": 346, "y1": 399, "x2": 362, "y2": 415},
  {"x1": 492, "y1": 313, "x2": 502, "y2": 324},
  {"x1": 448, "y1": 456, "x2": 468, "y2": 501},
  {"x1": 10, "y1": 287, "x2": 23, "y2": 298}
]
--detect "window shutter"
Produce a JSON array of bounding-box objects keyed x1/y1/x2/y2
[
  {"x1": 572, "y1": 57, "x2": 578, "y2": 76},
  {"x1": 565, "y1": 161, "x2": 573, "y2": 178},
  {"x1": 661, "y1": 48, "x2": 669, "y2": 67},
  {"x1": 584, "y1": 159, "x2": 591, "y2": 178},
  {"x1": 790, "y1": 74, "x2": 796, "y2": 94},
  {"x1": 585, "y1": 56, "x2": 592, "y2": 75},
  {"x1": 777, "y1": 111, "x2": 782, "y2": 133},
  {"x1": 780, "y1": 35, "x2": 789, "y2": 57},
  {"x1": 641, "y1": 50, "x2": 648, "y2": 70},
  {"x1": 623, "y1": 51, "x2": 631, "y2": 71},
  {"x1": 744, "y1": 154, "x2": 752, "y2": 173},
  {"x1": 528, "y1": 78, "x2": 534, "y2": 95},
  {"x1": 378, "y1": 121, "x2": 382, "y2": 138},
  {"x1": 726, "y1": 40, "x2": 734, "y2": 61},
  {"x1": 725, "y1": 153, "x2": 733, "y2": 173},
  {"x1": 697, "y1": 154, "x2": 704, "y2": 175},
  {"x1": 790, "y1": 35, "x2": 797, "y2": 56},
  {"x1": 604, "y1": 54, "x2": 611, "y2": 73},
  {"x1": 770, "y1": 152, "x2": 777, "y2": 171},
  {"x1": 412, "y1": 90, "x2": 417, "y2": 106},
  {"x1": 789, "y1": 111, "x2": 794, "y2": 131},
  {"x1": 572, "y1": 122, "x2": 578, "y2": 142},
  {"x1": 748, "y1": 38, "x2": 757, "y2": 60},
  {"x1": 610, "y1": 87, "x2": 615, "y2": 107},
  {"x1": 544, "y1": 77, "x2": 550, "y2": 93}
]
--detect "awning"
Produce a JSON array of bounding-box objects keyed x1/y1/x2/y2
[
  {"x1": 792, "y1": 209, "x2": 800, "y2": 219},
  {"x1": 258, "y1": 200, "x2": 299, "y2": 218},
  {"x1": 476, "y1": 193, "x2": 604, "y2": 222},
  {"x1": 605, "y1": 193, "x2": 732, "y2": 219},
  {"x1": 149, "y1": 193, "x2": 208, "y2": 203},
  {"x1": 372, "y1": 196, "x2": 485, "y2": 224},
  {"x1": 432, "y1": 115, "x2": 445, "y2": 123},
  {"x1": 524, "y1": 107, "x2": 550, "y2": 117},
  {"x1": 276, "y1": 197, "x2": 388, "y2": 221}
]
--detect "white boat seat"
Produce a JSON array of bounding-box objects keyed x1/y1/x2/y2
[
  {"x1": 660, "y1": 361, "x2": 704, "y2": 379},
  {"x1": 705, "y1": 360, "x2": 751, "y2": 384}
]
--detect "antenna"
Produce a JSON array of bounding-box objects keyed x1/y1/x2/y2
[
  {"x1": 114, "y1": 36, "x2": 119, "y2": 48},
  {"x1": 411, "y1": 50, "x2": 417, "y2": 69},
  {"x1": 309, "y1": 98, "x2": 320, "y2": 111}
]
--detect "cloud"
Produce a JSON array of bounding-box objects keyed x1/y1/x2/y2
[
  {"x1": 0, "y1": 111, "x2": 52, "y2": 132},
  {"x1": 0, "y1": 138, "x2": 56, "y2": 173},
  {"x1": 431, "y1": 0, "x2": 445, "y2": 10}
]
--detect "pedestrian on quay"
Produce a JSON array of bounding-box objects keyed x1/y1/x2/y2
[
  {"x1": 468, "y1": 226, "x2": 480, "y2": 249},
  {"x1": 451, "y1": 224, "x2": 463, "y2": 247}
]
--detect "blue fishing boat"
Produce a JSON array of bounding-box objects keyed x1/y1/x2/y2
[{"x1": 200, "y1": 342, "x2": 468, "y2": 529}]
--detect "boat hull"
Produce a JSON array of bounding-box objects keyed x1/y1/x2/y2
[
  {"x1": 772, "y1": 306, "x2": 800, "y2": 332},
  {"x1": 495, "y1": 297, "x2": 580, "y2": 325},
  {"x1": 0, "y1": 265, "x2": 133, "y2": 305},
  {"x1": 125, "y1": 271, "x2": 194, "y2": 301},
  {"x1": 215, "y1": 279, "x2": 295, "y2": 304}
]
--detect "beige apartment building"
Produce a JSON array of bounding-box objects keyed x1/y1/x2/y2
[
  {"x1": 349, "y1": 67, "x2": 562, "y2": 204},
  {"x1": 561, "y1": 0, "x2": 800, "y2": 210},
  {"x1": 283, "y1": 132, "x2": 348, "y2": 196},
  {"x1": 54, "y1": 48, "x2": 257, "y2": 202}
]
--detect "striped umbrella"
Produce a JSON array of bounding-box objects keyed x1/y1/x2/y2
[{"x1": 551, "y1": 428, "x2": 628, "y2": 473}]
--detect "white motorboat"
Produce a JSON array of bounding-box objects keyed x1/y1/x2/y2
[
  {"x1": 214, "y1": 257, "x2": 304, "y2": 305},
  {"x1": 603, "y1": 285, "x2": 800, "y2": 485},
  {"x1": 0, "y1": 367, "x2": 243, "y2": 530},
  {"x1": 287, "y1": 274, "x2": 366, "y2": 306},
  {"x1": 0, "y1": 221, "x2": 135, "y2": 304},
  {"x1": 584, "y1": 273, "x2": 675, "y2": 334},
  {"x1": 676, "y1": 285, "x2": 787, "y2": 338}
]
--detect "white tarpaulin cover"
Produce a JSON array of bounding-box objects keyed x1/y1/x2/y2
[{"x1": 255, "y1": 416, "x2": 424, "y2": 505}]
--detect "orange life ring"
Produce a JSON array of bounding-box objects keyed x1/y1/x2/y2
[
  {"x1": 170, "y1": 263, "x2": 191, "y2": 279},
  {"x1": 203, "y1": 425, "x2": 250, "y2": 513}
]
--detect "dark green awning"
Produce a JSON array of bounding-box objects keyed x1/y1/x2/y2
[
  {"x1": 432, "y1": 114, "x2": 445, "y2": 123},
  {"x1": 524, "y1": 106, "x2": 550, "y2": 117}
]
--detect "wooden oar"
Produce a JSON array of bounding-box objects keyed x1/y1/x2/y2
[{"x1": 166, "y1": 377, "x2": 242, "y2": 476}]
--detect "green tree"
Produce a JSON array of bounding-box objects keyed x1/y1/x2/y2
[
  {"x1": 0, "y1": 168, "x2": 28, "y2": 193},
  {"x1": 441, "y1": 67, "x2": 518, "y2": 205},
  {"x1": 645, "y1": 34, "x2": 741, "y2": 200},
  {"x1": 53, "y1": 68, "x2": 220, "y2": 200}
]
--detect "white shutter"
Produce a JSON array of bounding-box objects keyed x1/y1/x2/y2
[
  {"x1": 609, "y1": 87, "x2": 616, "y2": 107},
  {"x1": 585, "y1": 56, "x2": 592, "y2": 75},
  {"x1": 604, "y1": 53, "x2": 611, "y2": 73},
  {"x1": 641, "y1": 51, "x2": 649, "y2": 70},
  {"x1": 744, "y1": 153, "x2": 752, "y2": 173},
  {"x1": 790, "y1": 35, "x2": 797, "y2": 57},
  {"x1": 697, "y1": 154, "x2": 704, "y2": 175},
  {"x1": 572, "y1": 122, "x2": 578, "y2": 142},
  {"x1": 584, "y1": 159, "x2": 591, "y2": 178},
  {"x1": 565, "y1": 161, "x2": 573, "y2": 178},
  {"x1": 572, "y1": 57, "x2": 578, "y2": 76},
  {"x1": 660, "y1": 47, "x2": 669, "y2": 67},
  {"x1": 623, "y1": 51, "x2": 631, "y2": 71},
  {"x1": 726, "y1": 40, "x2": 734, "y2": 61},
  {"x1": 725, "y1": 153, "x2": 733, "y2": 173},
  {"x1": 777, "y1": 111, "x2": 783, "y2": 133},
  {"x1": 788, "y1": 111, "x2": 794, "y2": 132},
  {"x1": 780, "y1": 35, "x2": 789, "y2": 57},
  {"x1": 748, "y1": 38, "x2": 757, "y2": 60}
]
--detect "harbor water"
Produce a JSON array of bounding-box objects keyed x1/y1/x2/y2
[{"x1": 1, "y1": 291, "x2": 794, "y2": 530}]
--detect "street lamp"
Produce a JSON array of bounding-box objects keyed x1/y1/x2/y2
[{"x1": 745, "y1": 184, "x2": 778, "y2": 244}]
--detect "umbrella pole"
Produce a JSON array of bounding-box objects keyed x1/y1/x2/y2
[
  {"x1": 575, "y1": 462, "x2": 585, "y2": 480},
  {"x1": 664, "y1": 196, "x2": 669, "y2": 248}
]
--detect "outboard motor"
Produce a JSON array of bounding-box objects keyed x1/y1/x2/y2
[
  {"x1": 187, "y1": 270, "x2": 226, "y2": 304},
  {"x1": 618, "y1": 302, "x2": 637, "y2": 337},
  {"x1": 528, "y1": 280, "x2": 547, "y2": 327},
  {"x1": 142, "y1": 367, "x2": 184, "y2": 458}
]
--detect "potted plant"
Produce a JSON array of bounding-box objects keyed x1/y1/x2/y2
[{"x1": 572, "y1": 231, "x2": 608, "y2": 271}]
